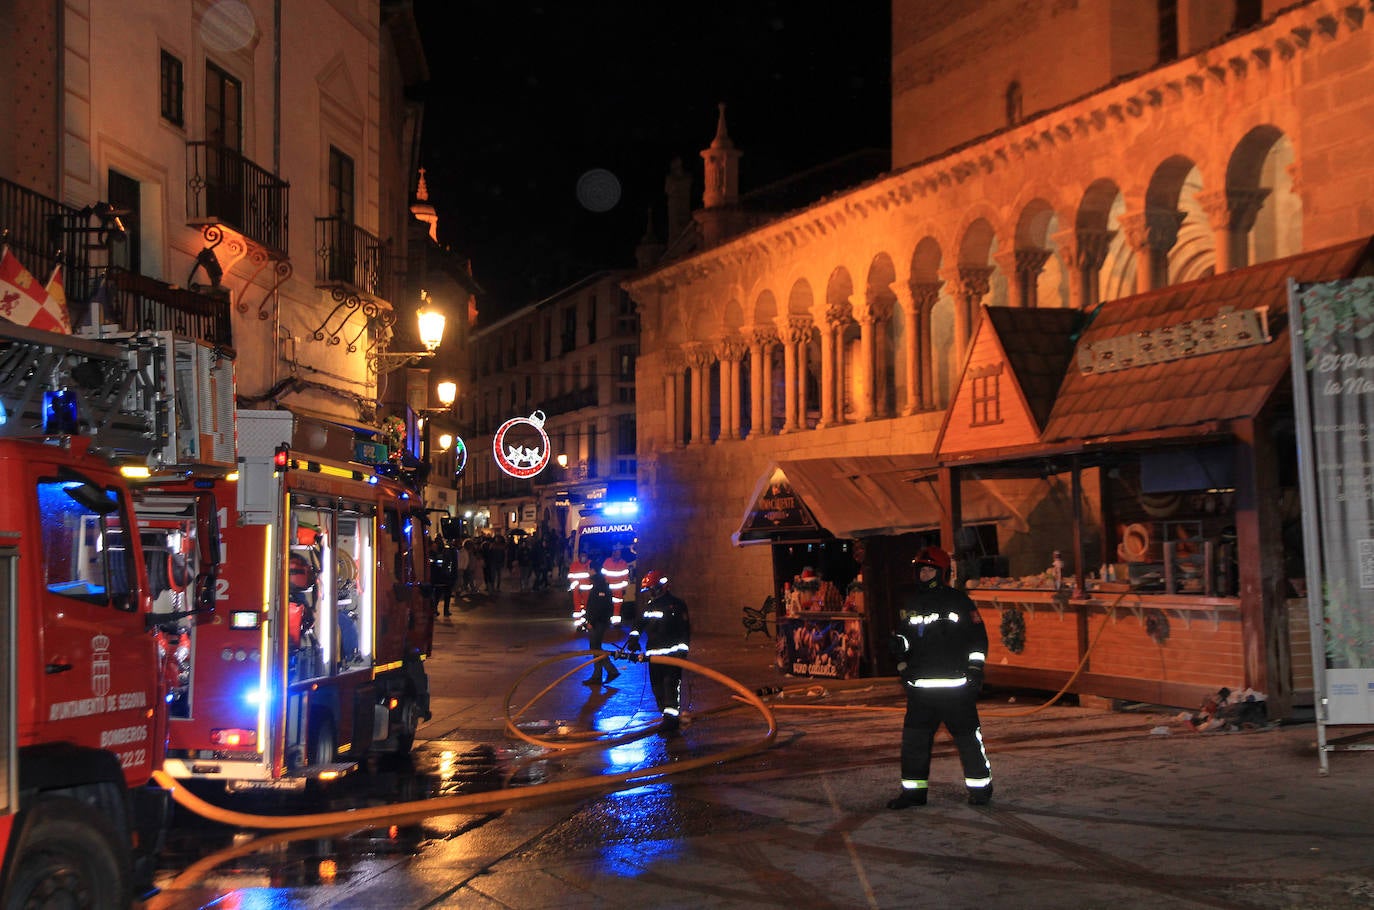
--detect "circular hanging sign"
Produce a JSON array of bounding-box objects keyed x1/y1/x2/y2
[
  {"x1": 452, "y1": 436, "x2": 468, "y2": 478},
  {"x1": 493, "y1": 411, "x2": 551, "y2": 478}
]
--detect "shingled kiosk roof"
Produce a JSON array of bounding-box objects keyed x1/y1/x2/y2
[{"x1": 1041, "y1": 238, "x2": 1374, "y2": 447}]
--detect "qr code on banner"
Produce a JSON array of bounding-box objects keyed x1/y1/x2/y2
[{"x1": 1362, "y1": 539, "x2": 1374, "y2": 589}]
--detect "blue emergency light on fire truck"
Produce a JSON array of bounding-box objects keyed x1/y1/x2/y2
[
  {"x1": 0, "y1": 321, "x2": 229, "y2": 906},
  {"x1": 149, "y1": 408, "x2": 434, "y2": 792}
]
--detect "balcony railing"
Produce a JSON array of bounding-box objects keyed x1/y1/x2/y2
[
  {"x1": 186, "y1": 141, "x2": 290, "y2": 256},
  {"x1": 315, "y1": 216, "x2": 391, "y2": 299},
  {"x1": 0, "y1": 175, "x2": 93, "y2": 309},
  {"x1": 104, "y1": 268, "x2": 233, "y2": 348}
]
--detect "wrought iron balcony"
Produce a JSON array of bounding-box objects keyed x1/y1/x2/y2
[
  {"x1": 186, "y1": 141, "x2": 290, "y2": 256},
  {"x1": 315, "y1": 216, "x2": 392, "y2": 299},
  {"x1": 104, "y1": 267, "x2": 233, "y2": 348},
  {"x1": 0, "y1": 175, "x2": 93, "y2": 307}
]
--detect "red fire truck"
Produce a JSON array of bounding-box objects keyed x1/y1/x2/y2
[
  {"x1": 0, "y1": 438, "x2": 190, "y2": 906},
  {"x1": 146, "y1": 409, "x2": 433, "y2": 791},
  {"x1": 0, "y1": 325, "x2": 221, "y2": 905}
]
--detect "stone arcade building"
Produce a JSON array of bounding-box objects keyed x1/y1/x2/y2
[{"x1": 624, "y1": 0, "x2": 1374, "y2": 712}]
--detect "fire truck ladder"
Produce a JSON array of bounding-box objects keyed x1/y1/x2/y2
[{"x1": 0, "y1": 321, "x2": 167, "y2": 462}]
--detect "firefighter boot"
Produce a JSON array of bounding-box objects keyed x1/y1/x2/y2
[
  {"x1": 887, "y1": 786, "x2": 928, "y2": 809},
  {"x1": 967, "y1": 783, "x2": 994, "y2": 806}
]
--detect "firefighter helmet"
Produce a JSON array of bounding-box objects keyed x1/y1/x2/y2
[
  {"x1": 912, "y1": 546, "x2": 951, "y2": 576},
  {"x1": 639, "y1": 570, "x2": 669, "y2": 599}
]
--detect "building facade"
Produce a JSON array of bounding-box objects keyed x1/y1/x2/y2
[
  {"x1": 624, "y1": 0, "x2": 1374, "y2": 711},
  {"x1": 0, "y1": 0, "x2": 439, "y2": 449},
  {"x1": 454, "y1": 271, "x2": 639, "y2": 543}
]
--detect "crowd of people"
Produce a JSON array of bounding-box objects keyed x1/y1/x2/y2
[{"x1": 426, "y1": 527, "x2": 570, "y2": 615}]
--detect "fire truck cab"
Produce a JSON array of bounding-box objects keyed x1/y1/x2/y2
[
  {"x1": 0, "y1": 438, "x2": 184, "y2": 906},
  {"x1": 0, "y1": 322, "x2": 222, "y2": 906}
]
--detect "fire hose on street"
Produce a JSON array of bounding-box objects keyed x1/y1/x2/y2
[{"x1": 152, "y1": 653, "x2": 776, "y2": 834}]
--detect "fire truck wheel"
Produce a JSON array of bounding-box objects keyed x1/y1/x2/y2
[
  {"x1": 309, "y1": 715, "x2": 337, "y2": 766},
  {"x1": 6, "y1": 796, "x2": 130, "y2": 909},
  {"x1": 395, "y1": 696, "x2": 420, "y2": 754}
]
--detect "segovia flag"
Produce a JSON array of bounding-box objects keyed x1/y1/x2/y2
[
  {"x1": 44, "y1": 263, "x2": 72, "y2": 333},
  {"x1": 0, "y1": 247, "x2": 68, "y2": 334}
]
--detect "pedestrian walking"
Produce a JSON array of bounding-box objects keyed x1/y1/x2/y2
[
  {"x1": 454, "y1": 539, "x2": 473, "y2": 595},
  {"x1": 580, "y1": 560, "x2": 621, "y2": 686},
  {"x1": 623, "y1": 568, "x2": 691, "y2": 733},
  {"x1": 428, "y1": 539, "x2": 454, "y2": 617},
  {"x1": 887, "y1": 545, "x2": 993, "y2": 808}
]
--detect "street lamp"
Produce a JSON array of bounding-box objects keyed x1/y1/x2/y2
[
  {"x1": 371, "y1": 290, "x2": 447, "y2": 374},
  {"x1": 438, "y1": 433, "x2": 453, "y2": 452},
  {"x1": 436, "y1": 380, "x2": 457, "y2": 408}
]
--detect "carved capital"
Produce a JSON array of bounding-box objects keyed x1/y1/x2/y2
[
  {"x1": 684, "y1": 342, "x2": 715, "y2": 369},
  {"x1": 781, "y1": 315, "x2": 815, "y2": 345},
  {"x1": 716, "y1": 335, "x2": 748, "y2": 362},
  {"x1": 1199, "y1": 188, "x2": 1271, "y2": 233},
  {"x1": 824, "y1": 301, "x2": 854, "y2": 328},
  {"x1": 910, "y1": 281, "x2": 944, "y2": 313},
  {"x1": 1119, "y1": 209, "x2": 1183, "y2": 253},
  {"x1": 866, "y1": 294, "x2": 895, "y2": 324},
  {"x1": 1014, "y1": 247, "x2": 1052, "y2": 277},
  {"x1": 749, "y1": 324, "x2": 779, "y2": 348},
  {"x1": 942, "y1": 266, "x2": 993, "y2": 303}
]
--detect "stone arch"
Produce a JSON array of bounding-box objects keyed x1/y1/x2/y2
[
  {"x1": 1076, "y1": 179, "x2": 1130, "y2": 307},
  {"x1": 1142, "y1": 154, "x2": 1215, "y2": 287},
  {"x1": 1226, "y1": 126, "x2": 1301, "y2": 267},
  {"x1": 1012, "y1": 197, "x2": 1067, "y2": 308}
]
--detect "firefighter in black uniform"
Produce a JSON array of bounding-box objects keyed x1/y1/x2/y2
[
  {"x1": 580, "y1": 559, "x2": 621, "y2": 687},
  {"x1": 887, "y1": 545, "x2": 993, "y2": 807},
  {"x1": 623, "y1": 568, "x2": 691, "y2": 732}
]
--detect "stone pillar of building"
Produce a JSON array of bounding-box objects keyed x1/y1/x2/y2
[
  {"x1": 819, "y1": 304, "x2": 842, "y2": 427},
  {"x1": 685, "y1": 343, "x2": 713, "y2": 445},
  {"x1": 1016, "y1": 248, "x2": 1052, "y2": 309},
  {"x1": 780, "y1": 317, "x2": 812, "y2": 433},
  {"x1": 911, "y1": 281, "x2": 942, "y2": 411},
  {"x1": 747, "y1": 330, "x2": 765, "y2": 439},
  {"x1": 796, "y1": 321, "x2": 812, "y2": 430},
  {"x1": 1199, "y1": 188, "x2": 1271, "y2": 274},
  {"x1": 1054, "y1": 228, "x2": 1116, "y2": 311},
  {"x1": 895, "y1": 283, "x2": 919, "y2": 416},
  {"x1": 867, "y1": 294, "x2": 894, "y2": 418},
  {"x1": 779, "y1": 321, "x2": 799, "y2": 434},
  {"x1": 662, "y1": 349, "x2": 684, "y2": 447},
  {"x1": 941, "y1": 266, "x2": 992, "y2": 364},
  {"x1": 760, "y1": 331, "x2": 777, "y2": 434},
  {"x1": 1119, "y1": 207, "x2": 1184, "y2": 293},
  {"x1": 718, "y1": 337, "x2": 747, "y2": 440}
]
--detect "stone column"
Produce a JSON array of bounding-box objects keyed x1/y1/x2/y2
[
  {"x1": 761, "y1": 332, "x2": 776, "y2": 434},
  {"x1": 941, "y1": 266, "x2": 992, "y2": 365},
  {"x1": 1119, "y1": 207, "x2": 1184, "y2": 293},
  {"x1": 778, "y1": 321, "x2": 799, "y2": 433},
  {"x1": 780, "y1": 316, "x2": 812, "y2": 433},
  {"x1": 1198, "y1": 188, "x2": 1271, "y2": 274},
  {"x1": 819, "y1": 304, "x2": 843, "y2": 427},
  {"x1": 867, "y1": 295, "x2": 894, "y2": 418},
  {"x1": 895, "y1": 283, "x2": 919, "y2": 415},
  {"x1": 1054, "y1": 228, "x2": 1115, "y2": 311},
  {"x1": 911, "y1": 281, "x2": 942, "y2": 411},
  {"x1": 718, "y1": 337, "x2": 747, "y2": 440},
  {"x1": 662, "y1": 349, "x2": 684, "y2": 447},
  {"x1": 747, "y1": 330, "x2": 765, "y2": 438},
  {"x1": 685, "y1": 343, "x2": 713, "y2": 445},
  {"x1": 1017, "y1": 248, "x2": 1052, "y2": 309}
]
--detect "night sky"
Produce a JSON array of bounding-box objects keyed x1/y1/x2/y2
[{"x1": 413, "y1": 1, "x2": 891, "y2": 319}]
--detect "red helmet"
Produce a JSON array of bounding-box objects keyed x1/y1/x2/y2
[
  {"x1": 912, "y1": 546, "x2": 951, "y2": 575},
  {"x1": 639, "y1": 569, "x2": 669, "y2": 599}
]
